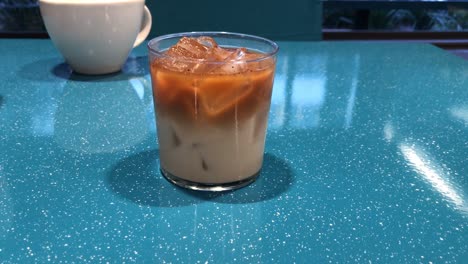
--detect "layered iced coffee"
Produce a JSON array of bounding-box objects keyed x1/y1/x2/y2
[{"x1": 148, "y1": 33, "x2": 277, "y2": 190}]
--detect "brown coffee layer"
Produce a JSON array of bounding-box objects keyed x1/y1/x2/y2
[{"x1": 151, "y1": 62, "x2": 275, "y2": 127}]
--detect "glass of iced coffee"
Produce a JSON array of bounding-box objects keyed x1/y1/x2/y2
[{"x1": 148, "y1": 32, "x2": 278, "y2": 191}]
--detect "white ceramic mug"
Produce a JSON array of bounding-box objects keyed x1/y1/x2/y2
[{"x1": 39, "y1": 0, "x2": 152, "y2": 75}]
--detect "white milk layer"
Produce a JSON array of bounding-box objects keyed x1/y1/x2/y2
[{"x1": 157, "y1": 114, "x2": 267, "y2": 184}]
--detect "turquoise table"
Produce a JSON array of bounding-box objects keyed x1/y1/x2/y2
[{"x1": 1, "y1": 39, "x2": 467, "y2": 263}]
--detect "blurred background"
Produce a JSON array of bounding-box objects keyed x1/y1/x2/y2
[
  {"x1": 323, "y1": 1, "x2": 468, "y2": 31},
  {"x1": 0, "y1": 0, "x2": 45, "y2": 34},
  {"x1": 1, "y1": 0, "x2": 467, "y2": 57}
]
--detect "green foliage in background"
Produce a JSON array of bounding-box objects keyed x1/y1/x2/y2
[
  {"x1": 324, "y1": 7, "x2": 468, "y2": 31},
  {"x1": 0, "y1": 0, "x2": 45, "y2": 32}
]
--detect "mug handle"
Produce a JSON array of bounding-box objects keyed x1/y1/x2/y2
[{"x1": 133, "y1": 5, "x2": 152, "y2": 48}]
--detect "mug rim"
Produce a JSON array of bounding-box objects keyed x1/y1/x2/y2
[{"x1": 147, "y1": 31, "x2": 279, "y2": 65}]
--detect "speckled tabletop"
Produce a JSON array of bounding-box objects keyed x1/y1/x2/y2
[{"x1": 1, "y1": 39, "x2": 467, "y2": 263}]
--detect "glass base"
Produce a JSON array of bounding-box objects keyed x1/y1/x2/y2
[{"x1": 160, "y1": 168, "x2": 259, "y2": 192}]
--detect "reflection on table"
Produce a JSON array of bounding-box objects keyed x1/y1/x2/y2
[{"x1": 0, "y1": 39, "x2": 467, "y2": 262}]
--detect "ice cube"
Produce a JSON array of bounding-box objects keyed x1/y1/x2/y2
[
  {"x1": 161, "y1": 37, "x2": 268, "y2": 74},
  {"x1": 167, "y1": 37, "x2": 211, "y2": 59},
  {"x1": 198, "y1": 75, "x2": 254, "y2": 118},
  {"x1": 196, "y1": 37, "x2": 218, "y2": 49},
  {"x1": 215, "y1": 61, "x2": 247, "y2": 74},
  {"x1": 207, "y1": 47, "x2": 234, "y2": 61},
  {"x1": 226, "y1": 48, "x2": 247, "y2": 61},
  {"x1": 210, "y1": 48, "x2": 248, "y2": 74},
  {"x1": 162, "y1": 37, "x2": 211, "y2": 72}
]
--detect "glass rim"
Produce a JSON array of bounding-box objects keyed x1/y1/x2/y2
[{"x1": 147, "y1": 31, "x2": 279, "y2": 65}]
